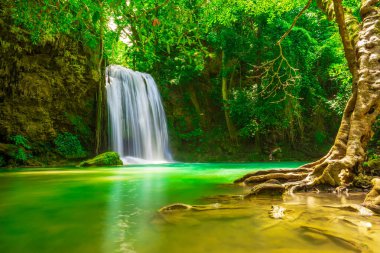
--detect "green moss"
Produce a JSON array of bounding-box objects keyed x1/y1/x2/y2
[
  {"x1": 79, "y1": 152, "x2": 123, "y2": 167},
  {"x1": 365, "y1": 158, "x2": 380, "y2": 169}
]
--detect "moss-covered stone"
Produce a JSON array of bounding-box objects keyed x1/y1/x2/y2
[
  {"x1": 79, "y1": 152, "x2": 123, "y2": 167},
  {"x1": 353, "y1": 173, "x2": 373, "y2": 189}
]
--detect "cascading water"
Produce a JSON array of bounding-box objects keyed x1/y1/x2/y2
[{"x1": 106, "y1": 65, "x2": 172, "y2": 164}]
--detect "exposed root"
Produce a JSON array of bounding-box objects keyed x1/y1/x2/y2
[
  {"x1": 234, "y1": 168, "x2": 312, "y2": 184},
  {"x1": 243, "y1": 172, "x2": 309, "y2": 185},
  {"x1": 363, "y1": 178, "x2": 380, "y2": 214},
  {"x1": 245, "y1": 183, "x2": 285, "y2": 198},
  {"x1": 233, "y1": 166, "x2": 315, "y2": 197},
  {"x1": 234, "y1": 160, "x2": 355, "y2": 198}
]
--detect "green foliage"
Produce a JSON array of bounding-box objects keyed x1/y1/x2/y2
[
  {"x1": 326, "y1": 63, "x2": 352, "y2": 116},
  {"x1": 239, "y1": 120, "x2": 260, "y2": 139},
  {"x1": 13, "y1": 148, "x2": 28, "y2": 163},
  {"x1": 10, "y1": 135, "x2": 31, "y2": 150},
  {"x1": 8, "y1": 135, "x2": 32, "y2": 164},
  {"x1": 54, "y1": 132, "x2": 87, "y2": 159},
  {"x1": 2, "y1": 0, "x2": 358, "y2": 161},
  {"x1": 229, "y1": 87, "x2": 301, "y2": 139},
  {"x1": 178, "y1": 128, "x2": 204, "y2": 142},
  {"x1": 8, "y1": 0, "x2": 110, "y2": 46}
]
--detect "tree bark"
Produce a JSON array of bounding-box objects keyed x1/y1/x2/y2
[
  {"x1": 332, "y1": 0, "x2": 358, "y2": 80},
  {"x1": 303, "y1": 0, "x2": 380, "y2": 186},
  {"x1": 236, "y1": 0, "x2": 380, "y2": 190}
]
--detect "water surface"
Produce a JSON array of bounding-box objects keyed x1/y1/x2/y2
[{"x1": 0, "y1": 162, "x2": 378, "y2": 252}]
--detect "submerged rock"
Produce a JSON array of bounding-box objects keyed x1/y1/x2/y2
[
  {"x1": 245, "y1": 183, "x2": 285, "y2": 198},
  {"x1": 79, "y1": 152, "x2": 123, "y2": 167},
  {"x1": 159, "y1": 203, "x2": 193, "y2": 213},
  {"x1": 159, "y1": 203, "x2": 247, "y2": 213}
]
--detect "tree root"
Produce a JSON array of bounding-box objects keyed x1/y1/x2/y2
[
  {"x1": 234, "y1": 168, "x2": 312, "y2": 184},
  {"x1": 234, "y1": 167, "x2": 313, "y2": 195},
  {"x1": 363, "y1": 178, "x2": 380, "y2": 214},
  {"x1": 234, "y1": 160, "x2": 354, "y2": 198},
  {"x1": 245, "y1": 183, "x2": 285, "y2": 198},
  {"x1": 243, "y1": 172, "x2": 309, "y2": 185}
]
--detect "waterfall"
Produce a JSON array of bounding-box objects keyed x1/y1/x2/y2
[{"x1": 105, "y1": 65, "x2": 172, "y2": 164}]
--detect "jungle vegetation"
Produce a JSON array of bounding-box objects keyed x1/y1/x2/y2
[{"x1": 0, "y1": 0, "x2": 379, "y2": 182}]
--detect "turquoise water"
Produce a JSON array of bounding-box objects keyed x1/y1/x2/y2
[{"x1": 0, "y1": 162, "x2": 378, "y2": 253}]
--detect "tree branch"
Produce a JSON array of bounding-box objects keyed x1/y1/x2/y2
[
  {"x1": 332, "y1": 0, "x2": 358, "y2": 80},
  {"x1": 276, "y1": 0, "x2": 313, "y2": 45}
]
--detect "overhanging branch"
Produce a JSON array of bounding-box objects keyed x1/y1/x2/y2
[{"x1": 276, "y1": 0, "x2": 313, "y2": 45}]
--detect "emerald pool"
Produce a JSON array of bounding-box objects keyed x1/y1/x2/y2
[{"x1": 0, "y1": 162, "x2": 379, "y2": 253}]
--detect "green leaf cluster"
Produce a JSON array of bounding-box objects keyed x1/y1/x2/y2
[
  {"x1": 9, "y1": 135, "x2": 32, "y2": 164},
  {"x1": 54, "y1": 132, "x2": 87, "y2": 159}
]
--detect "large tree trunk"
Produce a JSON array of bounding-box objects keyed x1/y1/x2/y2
[
  {"x1": 303, "y1": 0, "x2": 380, "y2": 186},
  {"x1": 236, "y1": 0, "x2": 380, "y2": 190}
]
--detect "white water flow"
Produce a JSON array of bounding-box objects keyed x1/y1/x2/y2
[{"x1": 106, "y1": 65, "x2": 172, "y2": 164}]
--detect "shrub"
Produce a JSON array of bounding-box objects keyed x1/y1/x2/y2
[
  {"x1": 9, "y1": 135, "x2": 32, "y2": 164},
  {"x1": 14, "y1": 148, "x2": 28, "y2": 162},
  {"x1": 10, "y1": 135, "x2": 31, "y2": 149},
  {"x1": 54, "y1": 132, "x2": 87, "y2": 159}
]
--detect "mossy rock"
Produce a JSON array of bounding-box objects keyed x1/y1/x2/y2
[
  {"x1": 245, "y1": 183, "x2": 285, "y2": 198},
  {"x1": 353, "y1": 173, "x2": 373, "y2": 189},
  {"x1": 79, "y1": 152, "x2": 123, "y2": 167}
]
